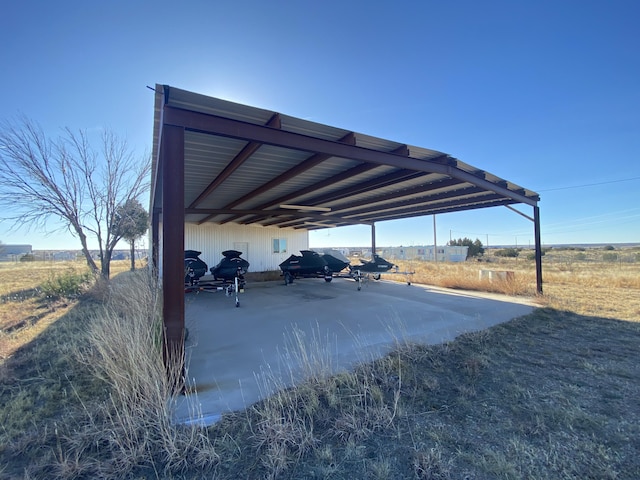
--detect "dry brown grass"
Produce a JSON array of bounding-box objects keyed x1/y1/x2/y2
[
  {"x1": 1, "y1": 267, "x2": 218, "y2": 479},
  {"x1": 1, "y1": 248, "x2": 639, "y2": 479},
  {"x1": 384, "y1": 247, "x2": 640, "y2": 322},
  {"x1": 0, "y1": 260, "x2": 131, "y2": 360}
]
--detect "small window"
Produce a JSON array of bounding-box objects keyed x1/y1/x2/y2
[{"x1": 273, "y1": 238, "x2": 287, "y2": 253}]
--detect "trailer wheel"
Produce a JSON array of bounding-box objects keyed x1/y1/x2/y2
[
  {"x1": 373, "y1": 274, "x2": 381, "y2": 280},
  {"x1": 284, "y1": 272, "x2": 293, "y2": 285},
  {"x1": 324, "y1": 276, "x2": 332, "y2": 283}
]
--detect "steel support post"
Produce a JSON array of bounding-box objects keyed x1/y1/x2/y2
[
  {"x1": 161, "y1": 124, "x2": 185, "y2": 386},
  {"x1": 371, "y1": 223, "x2": 376, "y2": 257},
  {"x1": 151, "y1": 208, "x2": 159, "y2": 271},
  {"x1": 534, "y1": 206, "x2": 543, "y2": 294}
]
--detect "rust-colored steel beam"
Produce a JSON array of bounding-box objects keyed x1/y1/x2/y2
[
  {"x1": 219, "y1": 132, "x2": 356, "y2": 212},
  {"x1": 190, "y1": 113, "x2": 281, "y2": 211},
  {"x1": 327, "y1": 177, "x2": 467, "y2": 214},
  {"x1": 334, "y1": 185, "x2": 487, "y2": 218},
  {"x1": 357, "y1": 198, "x2": 517, "y2": 223},
  {"x1": 227, "y1": 172, "x2": 433, "y2": 228},
  {"x1": 161, "y1": 124, "x2": 185, "y2": 384},
  {"x1": 256, "y1": 146, "x2": 420, "y2": 211},
  {"x1": 222, "y1": 162, "x2": 379, "y2": 225},
  {"x1": 163, "y1": 106, "x2": 539, "y2": 206},
  {"x1": 151, "y1": 208, "x2": 160, "y2": 270},
  {"x1": 296, "y1": 170, "x2": 428, "y2": 207}
]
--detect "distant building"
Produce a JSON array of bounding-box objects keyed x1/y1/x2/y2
[
  {"x1": 0, "y1": 244, "x2": 33, "y2": 261},
  {"x1": 312, "y1": 245, "x2": 470, "y2": 263},
  {"x1": 53, "y1": 251, "x2": 75, "y2": 261},
  {"x1": 381, "y1": 245, "x2": 469, "y2": 262}
]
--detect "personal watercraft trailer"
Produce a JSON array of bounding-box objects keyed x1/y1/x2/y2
[
  {"x1": 184, "y1": 250, "x2": 249, "y2": 307},
  {"x1": 279, "y1": 250, "x2": 346, "y2": 284},
  {"x1": 279, "y1": 250, "x2": 414, "y2": 290},
  {"x1": 349, "y1": 255, "x2": 415, "y2": 290}
]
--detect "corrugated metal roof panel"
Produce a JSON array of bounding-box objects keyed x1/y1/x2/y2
[
  {"x1": 154, "y1": 85, "x2": 540, "y2": 234},
  {"x1": 167, "y1": 86, "x2": 275, "y2": 126},
  {"x1": 241, "y1": 157, "x2": 364, "y2": 208}
]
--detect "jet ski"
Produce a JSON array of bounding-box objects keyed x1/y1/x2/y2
[
  {"x1": 318, "y1": 249, "x2": 350, "y2": 273},
  {"x1": 184, "y1": 250, "x2": 208, "y2": 285},
  {"x1": 350, "y1": 254, "x2": 397, "y2": 278},
  {"x1": 210, "y1": 250, "x2": 250, "y2": 284},
  {"x1": 279, "y1": 250, "x2": 332, "y2": 284}
]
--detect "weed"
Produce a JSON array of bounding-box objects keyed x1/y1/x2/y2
[
  {"x1": 1, "y1": 251, "x2": 640, "y2": 478},
  {"x1": 39, "y1": 270, "x2": 93, "y2": 299},
  {"x1": 412, "y1": 445, "x2": 452, "y2": 480}
]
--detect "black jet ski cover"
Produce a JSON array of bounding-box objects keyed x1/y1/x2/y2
[
  {"x1": 351, "y1": 254, "x2": 396, "y2": 273},
  {"x1": 279, "y1": 250, "x2": 328, "y2": 274},
  {"x1": 184, "y1": 250, "x2": 208, "y2": 284},
  {"x1": 320, "y1": 250, "x2": 350, "y2": 273},
  {"x1": 210, "y1": 250, "x2": 250, "y2": 280}
]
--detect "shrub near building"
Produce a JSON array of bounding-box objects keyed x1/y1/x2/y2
[{"x1": 448, "y1": 238, "x2": 485, "y2": 258}]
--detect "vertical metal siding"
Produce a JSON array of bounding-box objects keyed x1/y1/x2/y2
[{"x1": 185, "y1": 223, "x2": 308, "y2": 272}]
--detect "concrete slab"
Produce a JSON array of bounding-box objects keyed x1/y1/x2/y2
[{"x1": 174, "y1": 277, "x2": 536, "y2": 424}]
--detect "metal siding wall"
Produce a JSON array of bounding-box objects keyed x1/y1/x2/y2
[{"x1": 185, "y1": 223, "x2": 308, "y2": 272}]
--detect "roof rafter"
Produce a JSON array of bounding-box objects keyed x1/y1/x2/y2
[
  {"x1": 331, "y1": 184, "x2": 486, "y2": 217},
  {"x1": 218, "y1": 162, "x2": 380, "y2": 225},
  {"x1": 163, "y1": 105, "x2": 539, "y2": 206},
  {"x1": 355, "y1": 195, "x2": 515, "y2": 223},
  {"x1": 188, "y1": 112, "x2": 281, "y2": 209}
]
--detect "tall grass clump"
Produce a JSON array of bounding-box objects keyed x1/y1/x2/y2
[
  {"x1": 48, "y1": 270, "x2": 218, "y2": 479},
  {"x1": 243, "y1": 324, "x2": 402, "y2": 479}
]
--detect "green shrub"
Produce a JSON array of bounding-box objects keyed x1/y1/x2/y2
[
  {"x1": 525, "y1": 250, "x2": 546, "y2": 261},
  {"x1": 602, "y1": 253, "x2": 618, "y2": 262},
  {"x1": 495, "y1": 248, "x2": 520, "y2": 258},
  {"x1": 40, "y1": 270, "x2": 93, "y2": 298}
]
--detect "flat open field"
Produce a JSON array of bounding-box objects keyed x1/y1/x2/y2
[
  {"x1": 0, "y1": 248, "x2": 638, "y2": 479},
  {"x1": 389, "y1": 246, "x2": 640, "y2": 321}
]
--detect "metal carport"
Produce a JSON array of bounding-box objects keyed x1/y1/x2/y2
[{"x1": 150, "y1": 84, "x2": 542, "y2": 362}]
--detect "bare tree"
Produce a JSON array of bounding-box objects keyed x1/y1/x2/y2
[{"x1": 0, "y1": 117, "x2": 151, "y2": 278}]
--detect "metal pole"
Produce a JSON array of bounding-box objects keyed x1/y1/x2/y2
[
  {"x1": 161, "y1": 123, "x2": 186, "y2": 388},
  {"x1": 433, "y1": 215, "x2": 437, "y2": 263},
  {"x1": 534, "y1": 206, "x2": 543, "y2": 294},
  {"x1": 371, "y1": 223, "x2": 376, "y2": 258}
]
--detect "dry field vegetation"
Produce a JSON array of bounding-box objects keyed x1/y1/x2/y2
[{"x1": 0, "y1": 247, "x2": 639, "y2": 479}]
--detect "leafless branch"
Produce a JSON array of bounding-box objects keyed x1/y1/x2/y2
[{"x1": 0, "y1": 117, "x2": 151, "y2": 277}]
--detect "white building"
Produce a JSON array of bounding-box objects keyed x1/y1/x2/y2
[
  {"x1": 0, "y1": 244, "x2": 32, "y2": 261},
  {"x1": 181, "y1": 223, "x2": 308, "y2": 272},
  {"x1": 381, "y1": 245, "x2": 469, "y2": 262}
]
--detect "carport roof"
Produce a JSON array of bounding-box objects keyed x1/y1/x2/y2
[{"x1": 152, "y1": 85, "x2": 539, "y2": 230}]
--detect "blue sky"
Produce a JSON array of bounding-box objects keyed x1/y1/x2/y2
[{"x1": 1, "y1": 0, "x2": 638, "y2": 250}]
